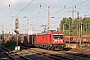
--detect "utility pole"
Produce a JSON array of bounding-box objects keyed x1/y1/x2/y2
[
  {"x1": 65, "y1": 6, "x2": 76, "y2": 45},
  {"x1": 63, "y1": 23, "x2": 66, "y2": 32},
  {"x1": 2, "y1": 22, "x2": 4, "y2": 42},
  {"x1": 57, "y1": 24, "x2": 60, "y2": 32},
  {"x1": 77, "y1": 12, "x2": 81, "y2": 47},
  {"x1": 27, "y1": 19, "x2": 29, "y2": 34},
  {"x1": 30, "y1": 21, "x2": 34, "y2": 34},
  {"x1": 81, "y1": 21, "x2": 82, "y2": 36},
  {"x1": 66, "y1": 6, "x2": 76, "y2": 21},
  {"x1": 72, "y1": 6, "x2": 76, "y2": 21},
  {"x1": 32, "y1": 21, "x2": 33, "y2": 32},
  {"x1": 69, "y1": 6, "x2": 74, "y2": 45},
  {"x1": 69, "y1": 17, "x2": 70, "y2": 45},
  {"x1": 48, "y1": 6, "x2": 50, "y2": 32},
  {"x1": 86, "y1": 24, "x2": 87, "y2": 34},
  {"x1": 63, "y1": 24, "x2": 64, "y2": 32}
]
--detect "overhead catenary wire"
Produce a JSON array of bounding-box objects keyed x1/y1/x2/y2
[
  {"x1": 33, "y1": 0, "x2": 90, "y2": 23},
  {"x1": 52, "y1": 0, "x2": 90, "y2": 15},
  {"x1": 4, "y1": 0, "x2": 34, "y2": 24},
  {"x1": 46, "y1": 0, "x2": 90, "y2": 26},
  {"x1": 51, "y1": 0, "x2": 59, "y2": 10},
  {"x1": 33, "y1": 0, "x2": 76, "y2": 22},
  {"x1": 1, "y1": 0, "x2": 26, "y2": 22},
  {"x1": 1, "y1": 0, "x2": 90, "y2": 32},
  {"x1": 4, "y1": 0, "x2": 87, "y2": 25}
]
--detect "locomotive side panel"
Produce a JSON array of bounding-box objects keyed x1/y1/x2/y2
[{"x1": 35, "y1": 34, "x2": 51, "y2": 44}]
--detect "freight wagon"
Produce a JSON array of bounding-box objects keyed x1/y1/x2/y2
[{"x1": 65, "y1": 35, "x2": 90, "y2": 43}]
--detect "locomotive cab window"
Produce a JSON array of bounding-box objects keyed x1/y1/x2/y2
[{"x1": 53, "y1": 34, "x2": 63, "y2": 39}]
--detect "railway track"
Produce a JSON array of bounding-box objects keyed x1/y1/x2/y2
[
  {"x1": 59, "y1": 51, "x2": 90, "y2": 60},
  {"x1": 20, "y1": 45, "x2": 90, "y2": 60},
  {"x1": 21, "y1": 45, "x2": 66, "y2": 60},
  {"x1": 28, "y1": 48, "x2": 90, "y2": 60},
  {"x1": 0, "y1": 47, "x2": 31, "y2": 60},
  {"x1": 4, "y1": 45, "x2": 88, "y2": 60},
  {"x1": 10, "y1": 53, "x2": 31, "y2": 60},
  {"x1": 28, "y1": 49, "x2": 73, "y2": 60},
  {"x1": 64, "y1": 51, "x2": 90, "y2": 58},
  {"x1": 0, "y1": 47, "x2": 16, "y2": 60},
  {"x1": 25, "y1": 48, "x2": 73, "y2": 60}
]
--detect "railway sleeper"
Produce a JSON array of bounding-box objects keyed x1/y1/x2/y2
[
  {"x1": 20, "y1": 56, "x2": 31, "y2": 60},
  {"x1": 2, "y1": 52, "x2": 16, "y2": 60},
  {"x1": 9, "y1": 55, "x2": 17, "y2": 60},
  {"x1": 51, "y1": 54, "x2": 74, "y2": 60}
]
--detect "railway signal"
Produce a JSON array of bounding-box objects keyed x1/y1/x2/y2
[
  {"x1": 14, "y1": 16, "x2": 20, "y2": 51},
  {"x1": 14, "y1": 17, "x2": 19, "y2": 34}
]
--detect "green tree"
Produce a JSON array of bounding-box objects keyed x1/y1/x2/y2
[{"x1": 60, "y1": 17, "x2": 90, "y2": 36}]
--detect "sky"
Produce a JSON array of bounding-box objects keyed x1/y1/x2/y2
[{"x1": 0, "y1": 0, "x2": 90, "y2": 34}]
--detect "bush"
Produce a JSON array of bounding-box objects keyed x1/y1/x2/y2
[{"x1": 2, "y1": 40, "x2": 16, "y2": 49}]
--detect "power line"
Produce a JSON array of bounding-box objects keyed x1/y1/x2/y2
[
  {"x1": 16, "y1": 0, "x2": 34, "y2": 16},
  {"x1": 32, "y1": 0, "x2": 75, "y2": 23},
  {"x1": 52, "y1": 0, "x2": 90, "y2": 15},
  {"x1": 4, "y1": 0, "x2": 34, "y2": 24},
  {"x1": 3, "y1": 0, "x2": 90, "y2": 30},
  {"x1": 2, "y1": 0, "x2": 26, "y2": 22},
  {"x1": 51, "y1": 0, "x2": 59, "y2": 10},
  {"x1": 33, "y1": 0, "x2": 90, "y2": 29},
  {"x1": 33, "y1": 0, "x2": 90, "y2": 23}
]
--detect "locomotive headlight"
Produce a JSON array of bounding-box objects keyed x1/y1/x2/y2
[
  {"x1": 54, "y1": 40, "x2": 57, "y2": 42},
  {"x1": 61, "y1": 40, "x2": 63, "y2": 42}
]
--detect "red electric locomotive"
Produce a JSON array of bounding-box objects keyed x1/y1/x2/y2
[{"x1": 35, "y1": 31, "x2": 66, "y2": 50}]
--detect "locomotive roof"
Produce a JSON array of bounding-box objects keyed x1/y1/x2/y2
[
  {"x1": 36, "y1": 31, "x2": 64, "y2": 35},
  {"x1": 37, "y1": 32, "x2": 48, "y2": 35}
]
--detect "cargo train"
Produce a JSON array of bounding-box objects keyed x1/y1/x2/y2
[
  {"x1": 65, "y1": 35, "x2": 90, "y2": 43},
  {"x1": 18, "y1": 31, "x2": 66, "y2": 50}
]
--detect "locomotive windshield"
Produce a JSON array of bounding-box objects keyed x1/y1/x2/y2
[{"x1": 53, "y1": 34, "x2": 64, "y2": 39}]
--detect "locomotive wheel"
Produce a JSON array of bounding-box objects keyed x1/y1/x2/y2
[
  {"x1": 51, "y1": 47, "x2": 54, "y2": 50},
  {"x1": 47, "y1": 46, "x2": 50, "y2": 50}
]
